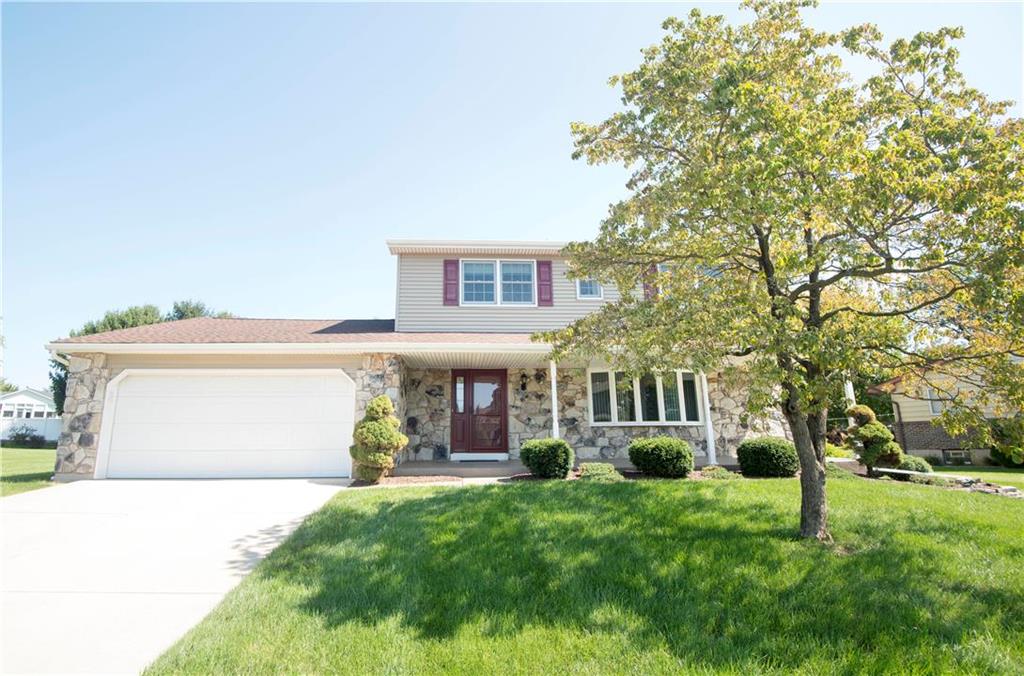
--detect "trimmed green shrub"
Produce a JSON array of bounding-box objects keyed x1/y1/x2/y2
[
  {"x1": 924, "y1": 455, "x2": 943, "y2": 466},
  {"x1": 825, "y1": 461, "x2": 856, "y2": 480},
  {"x1": 898, "y1": 455, "x2": 933, "y2": 474},
  {"x1": 578, "y1": 462, "x2": 623, "y2": 482},
  {"x1": 736, "y1": 437, "x2": 799, "y2": 477},
  {"x1": 349, "y1": 395, "x2": 408, "y2": 483},
  {"x1": 628, "y1": 437, "x2": 694, "y2": 478},
  {"x1": 520, "y1": 438, "x2": 575, "y2": 479},
  {"x1": 825, "y1": 442, "x2": 853, "y2": 459},
  {"x1": 700, "y1": 464, "x2": 740, "y2": 480},
  {"x1": 847, "y1": 406, "x2": 903, "y2": 469},
  {"x1": 845, "y1": 404, "x2": 877, "y2": 427}
]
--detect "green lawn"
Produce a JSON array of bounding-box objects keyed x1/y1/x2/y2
[
  {"x1": 0, "y1": 447, "x2": 55, "y2": 497},
  {"x1": 148, "y1": 477, "x2": 1024, "y2": 674},
  {"x1": 934, "y1": 465, "x2": 1024, "y2": 489}
]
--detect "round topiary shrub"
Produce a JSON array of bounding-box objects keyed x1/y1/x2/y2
[
  {"x1": 627, "y1": 437, "x2": 694, "y2": 478},
  {"x1": 898, "y1": 455, "x2": 933, "y2": 474},
  {"x1": 520, "y1": 438, "x2": 575, "y2": 479},
  {"x1": 845, "y1": 404, "x2": 877, "y2": 427},
  {"x1": 736, "y1": 437, "x2": 799, "y2": 477},
  {"x1": 349, "y1": 395, "x2": 408, "y2": 483}
]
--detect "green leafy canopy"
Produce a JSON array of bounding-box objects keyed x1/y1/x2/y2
[{"x1": 546, "y1": 0, "x2": 1023, "y2": 431}]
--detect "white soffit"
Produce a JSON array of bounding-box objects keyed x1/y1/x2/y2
[{"x1": 386, "y1": 240, "x2": 570, "y2": 257}]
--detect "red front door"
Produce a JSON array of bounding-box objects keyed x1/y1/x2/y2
[{"x1": 451, "y1": 369, "x2": 507, "y2": 453}]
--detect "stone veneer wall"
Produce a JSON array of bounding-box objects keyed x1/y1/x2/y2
[
  {"x1": 351, "y1": 353, "x2": 404, "y2": 423},
  {"x1": 54, "y1": 353, "x2": 110, "y2": 478},
  {"x1": 401, "y1": 366, "x2": 788, "y2": 463}
]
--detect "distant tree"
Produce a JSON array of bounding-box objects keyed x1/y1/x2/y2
[
  {"x1": 166, "y1": 300, "x2": 233, "y2": 321},
  {"x1": 51, "y1": 301, "x2": 230, "y2": 413},
  {"x1": 0, "y1": 377, "x2": 17, "y2": 393},
  {"x1": 546, "y1": 0, "x2": 1023, "y2": 540}
]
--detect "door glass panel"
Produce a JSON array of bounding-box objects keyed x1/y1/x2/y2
[
  {"x1": 615, "y1": 372, "x2": 636, "y2": 422},
  {"x1": 662, "y1": 375, "x2": 682, "y2": 421},
  {"x1": 454, "y1": 377, "x2": 465, "y2": 413},
  {"x1": 471, "y1": 416, "x2": 503, "y2": 449},
  {"x1": 590, "y1": 372, "x2": 612, "y2": 422},
  {"x1": 473, "y1": 377, "x2": 501, "y2": 415}
]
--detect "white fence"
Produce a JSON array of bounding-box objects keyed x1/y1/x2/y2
[{"x1": 1, "y1": 418, "x2": 62, "y2": 442}]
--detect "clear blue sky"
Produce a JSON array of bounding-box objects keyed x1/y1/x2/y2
[{"x1": 3, "y1": 2, "x2": 1021, "y2": 389}]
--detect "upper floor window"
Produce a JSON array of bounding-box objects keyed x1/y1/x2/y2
[
  {"x1": 462, "y1": 262, "x2": 496, "y2": 303},
  {"x1": 461, "y1": 260, "x2": 536, "y2": 306},
  {"x1": 501, "y1": 262, "x2": 535, "y2": 304},
  {"x1": 926, "y1": 387, "x2": 944, "y2": 415},
  {"x1": 589, "y1": 369, "x2": 701, "y2": 425},
  {"x1": 576, "y1": 279, "x2": 603, "y2": 299}
]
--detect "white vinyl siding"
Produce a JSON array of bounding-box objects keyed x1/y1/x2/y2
[{"x1": 396, "y1": 255, "x2": 621, "y2": 332}]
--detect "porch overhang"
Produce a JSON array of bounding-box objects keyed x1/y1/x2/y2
[{"x1": 46, "y1": 340, "x2": 555, "y2": 369}]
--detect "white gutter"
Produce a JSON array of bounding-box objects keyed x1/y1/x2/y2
[
  {"x1": 45, "y1": 341, "x2": 554, "y2": 356},
  {"x1": 46, "y1": 347, "x2": 70, "y2": 366}
]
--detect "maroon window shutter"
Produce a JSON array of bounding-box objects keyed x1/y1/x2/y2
[
  {"x1": 443, "y1": 259, "x2": 459, "y2": 306},
  {"x1": 537, "y1": 260, "x2": 554, "y2": 306},
  {"x1": 643, "y1": 263, "x2": 658, "y2": 299}
]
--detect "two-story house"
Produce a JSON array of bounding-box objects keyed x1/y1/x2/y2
[{"x1": 46, "y1": 240, "x2": 786, "y2": 480}]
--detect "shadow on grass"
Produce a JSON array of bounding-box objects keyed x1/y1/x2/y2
[{"x1": 256, "y1": 481, "x2": 1023, "y2": 670}]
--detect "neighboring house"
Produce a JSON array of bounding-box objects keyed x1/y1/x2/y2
[
  {"x1": 1, "y1": 388, "x2": 62, "y2": 442},
  {"x1": 46, "y1": 240, "x2": 788, "y2": 481},
  {"x1": 869, "y1": 374, "x2": 1015, "y2": 465}
]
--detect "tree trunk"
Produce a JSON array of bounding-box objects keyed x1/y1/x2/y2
[{"x1": 783, "y1": 403, "x2": 831, "y2": 542}]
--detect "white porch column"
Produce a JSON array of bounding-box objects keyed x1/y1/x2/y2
[
  {"x1": 549, "y1": 359, "x2": 560, "y2": 439},
  {"x1": 699, "y1": 372, "x2": 717, "y2": 465},
  {"x1": 844, "y1": 380, "x2": 857, "y2": 427}
]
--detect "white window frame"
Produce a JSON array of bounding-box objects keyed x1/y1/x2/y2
[
  {"x1": 926, "y1": 387, "x2": 944, "y2": 415},
  {"x1": 586, "y1": 368, "x2": 702, "y2": 426},
  {"x1": 576, "y1": 279, "x2": 603, "y2": 300},
  {"x1": 459, "y1": 259, "x2": 538, "y2": 307}
]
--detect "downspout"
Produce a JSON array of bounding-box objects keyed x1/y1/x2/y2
[
  {"x1": 549, "y1": 360, "x2": 560, "y2": 439},
  {"x1": 892, "y1": 399, "x2": 906, "y2": 449}
]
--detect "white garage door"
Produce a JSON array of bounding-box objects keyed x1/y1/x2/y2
[{"x1": 100, "y1": 370, "x2": 355, "y2": 479}]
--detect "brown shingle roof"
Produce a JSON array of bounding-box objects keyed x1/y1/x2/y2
[{"x1": 52, "y1": 317, "x2": 539, "y2": 345}]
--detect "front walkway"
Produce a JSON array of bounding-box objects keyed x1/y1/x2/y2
[
  {"x1": 393, "y1": 458, "x2": 638, "y2": 478},
  {"x1": 0, "y1": 478, "x2": 348, "y2": 674}
]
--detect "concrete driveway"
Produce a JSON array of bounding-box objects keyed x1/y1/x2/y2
[{"x1": 1, "y1": 479, "x2": 348, "y2": 674}]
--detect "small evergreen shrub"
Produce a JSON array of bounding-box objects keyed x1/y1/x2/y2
[
  {"x1": 825, "y1": 442, "x2": 853, "y2": 459},
  {"x1": 846, "y1": 405, "x2": 903, "y2": 469},
  {"x1": 349, "y1": 395, "x2": 408, "y2": 483},
  {"x1": 924, "y1": 455, "x2": 943, "y2": 466},
  {"x1": 520, "y1": 438, "x2": 575, "y2": 479},
  {"x1": 578, "y1": 462, "x2": 623, "y2": 482},
  {"x1": 736, "y1": 437, "x2": 799, "y2": 477},
  {"x1": 898, "y1": 455, "x2": 933, "y2": 474},
  {"x1": 700, "y1": 464, "x2": 740, "y2": 480},
  {"x1": 627, "y1": 437, "x2": 694, "y2": 478},
  {"x1": 846, "y1": 404, "x2": 877, "y2": 427}
]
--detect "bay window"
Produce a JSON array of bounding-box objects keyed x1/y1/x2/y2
[{"x1": 589, "y1": 370, "x2": 702, "y2": 425}]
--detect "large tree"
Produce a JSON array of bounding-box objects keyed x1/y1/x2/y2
[
  {"x1": 50, "y1": 301, "x2": 230, "y2": 412},
  {"x1": 547, "y1": 0, "x2": 1023, "y2": 540}
]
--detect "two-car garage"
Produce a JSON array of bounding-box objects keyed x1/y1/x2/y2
[{"x1": 96, "y1": 369, "x2": 355, "y2": 479}]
